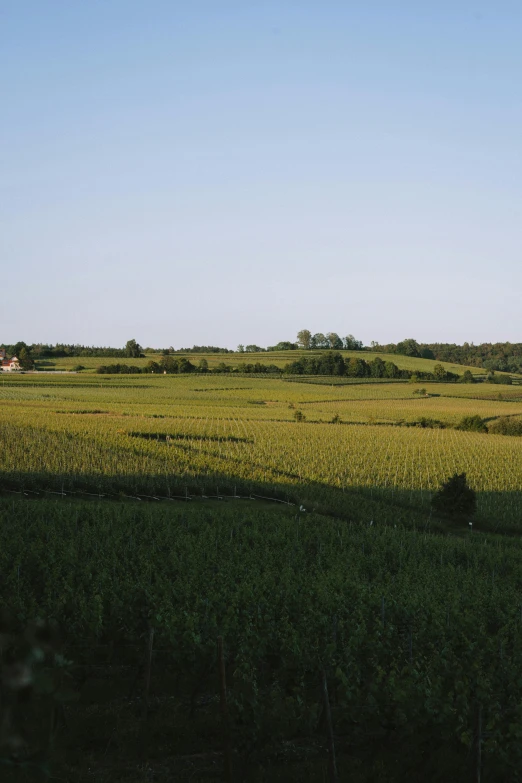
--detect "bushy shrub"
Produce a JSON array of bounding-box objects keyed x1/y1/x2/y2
[
  {"x1": 408, "y1": 417, "x2": 445, "y2": 429},
  {"x1": 488, "y1": 417, "x2": 522, "y2": 436},
  {"x1": 488, "y1": 373, "x2": 513, "y2": 385},
  {"x1": 456, "y1": 415, "x2": 488, "y2": 433}
]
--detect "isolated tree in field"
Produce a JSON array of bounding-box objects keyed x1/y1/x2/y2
[
  {"x1": 431, "y1": 472, "x2": 477, "y2": 519},
  {"x1": 125, "y1": 339, "x2": 143, "y2": 358},
  {"x1": 237, "y1": 345, "x2": 245, "y2": 353},
  {"x1": 296, "y1": 330, "x2": 312, "y2": 349},
  {"x1": 293, "y1": 410, "x2": 306, "y2": 422}
]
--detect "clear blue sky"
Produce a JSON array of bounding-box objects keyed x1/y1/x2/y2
[{"x1": 2, "y1": 1, "x2": 521, "y2": 348}]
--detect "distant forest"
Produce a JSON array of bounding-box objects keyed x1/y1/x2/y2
[
  {"x1": 368, "y1": 338, "x2": 522, "y2": 373},
  {"x1": 1, "y1": 334, "x2": 521, "y2": 372}
]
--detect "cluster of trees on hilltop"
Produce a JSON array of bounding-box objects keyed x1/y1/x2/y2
[
  {"x1": 295, "y1": 330, "x2": 364, "y2": 350},
  {"x1": 369, "y1": 339, "x2": 522, "y2": 372}
]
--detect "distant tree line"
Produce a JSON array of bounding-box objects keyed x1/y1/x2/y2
[
  {"x1": 97, "y1": 356, "x2": 198, "y2": 374},
  {"x1": 172, "y1": 346, "x2": 234, "y2": 354},
  {"x1": 96, "y1": 358, "x2": 284, "y2": 375},
  {"x1": 1, "y1": 340, "x2": 145, "y2": 360},
  {"x1": 7, "y1": 334, "x2": 522, "y2": 375},
  {"x1": 369, "y1": 338, "x2": 522, "y2": 372}
]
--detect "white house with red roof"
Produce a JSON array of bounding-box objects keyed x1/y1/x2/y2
[{"x1": 1, "y1": 355, "x2": 21, "y2": 372}]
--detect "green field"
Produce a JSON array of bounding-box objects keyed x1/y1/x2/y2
[
  {"x1": 3, "y1": 372, "x2": 522, "y2": 780},
  {"x1": 2, "y1": 373, "x2": 522, "y2": 529},
  {"x1": 3, "y1": 498, "x2": 522, "y2": 781}
]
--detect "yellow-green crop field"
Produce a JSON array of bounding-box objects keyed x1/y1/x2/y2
[{"x1": 2, "y1": 373, "x2": 522, "y2": 530}]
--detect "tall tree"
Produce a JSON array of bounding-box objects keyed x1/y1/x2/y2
[
  {"x1": 327, "y1": 332, "x2": 343, "y2": 349},
  {"x1": 311, "y1": 333, "x2": 328, "y2": 349},
  {"x1": 396, "y1": 339, "x2": 421, "y2": 357},
  {"x1": 125, "y1": 339, "x2": 143, "y2": 358},
  {"x1": 343, "y1": 335, "x2": 363, "y2": 350},
  {"x1": 296, "y1": 329, "x2": 312, "y2": 350},
  {"x1": 370, "y1": 357, "x2": 385, "y2": 378},
  {"x1": 18, "y1": 347, "x2": 34, "y2": 370}
]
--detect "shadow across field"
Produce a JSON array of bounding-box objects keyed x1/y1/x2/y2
[
  {"x1": 2, "y1": 468, "x2": 521, "y2": 535},
  {"x1": 129, "y1": 431, "x2": 252, "y2": 444}
]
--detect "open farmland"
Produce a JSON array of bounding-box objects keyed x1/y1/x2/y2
[
  {"x1": 2, "y1": 373, "x2": 522, "y2": 531},
  {"x1": 3, "y1": 372, "x2": 522, "y2": 780}
]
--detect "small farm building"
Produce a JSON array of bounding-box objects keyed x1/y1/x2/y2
[{"x1": 1, "y1": 356, "x2": 21, "y2": 372}]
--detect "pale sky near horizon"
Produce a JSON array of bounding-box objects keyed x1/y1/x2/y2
[{"x1": 2, "y1": 1, "x2": 521, "y2": 349}]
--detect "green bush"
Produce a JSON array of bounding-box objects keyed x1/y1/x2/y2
[
  {"x1": 488, "y1": 373, "x2": 513, "y2": 385},
  {"x1": 410, "y1": 417, "x2": 445, "y2": 429},
  {"x1": 456, "y1": 415, "x2": 488, "y2": 433},
  {"x1": 488, "y1": 417, "x2": 522, "y2": 436}
]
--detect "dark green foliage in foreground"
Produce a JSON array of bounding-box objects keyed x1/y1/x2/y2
[
  {"x1": 431, "y1": 472, "x2": 477, "y2": 518},
  {"x1": 0, "y1": 613, "x2": 71, "y2": 780},
  {"x1": 1, "y1": 499, "x2": 522, "y2": 780}
]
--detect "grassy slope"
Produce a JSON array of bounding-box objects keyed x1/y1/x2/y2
[{"x1": 38, "y1": 349, "x2": 485, "y2": 376}]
